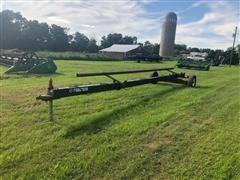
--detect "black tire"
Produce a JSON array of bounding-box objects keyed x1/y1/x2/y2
[
  {"x1": 150, "y1": 71, "x2": 159, "y2": 78},
  {"x1": 150, "y1": 71, "x2": 159, "y2": 84},
  {"x1": 187, "y1": 75, "x2": 197, "y2": 87}
]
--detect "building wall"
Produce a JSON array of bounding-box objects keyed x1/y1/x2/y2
[
  {"x1": 126, "y1": 46, "x2": 150, "y2": 58},
  {"x1": 100, "y1": 51, "x2": 125, "y2": 59}
]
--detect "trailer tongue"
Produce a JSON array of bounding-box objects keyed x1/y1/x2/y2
[{"x1": 37, "y1": 67, "x2": 197, "y2": 121}]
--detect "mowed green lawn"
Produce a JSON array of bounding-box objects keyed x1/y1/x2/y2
[{"x1": 1, "y1": 60, "x2": 240, "y2": 179}]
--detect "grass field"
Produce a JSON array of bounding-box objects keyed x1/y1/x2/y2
[{"x1": 1, "y1": 60, "x2": 240, "y2": 179}]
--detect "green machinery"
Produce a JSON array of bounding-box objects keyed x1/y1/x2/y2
[
  {"x1": 176, "y1": 58, "x2": 210, "y2": 71},
  {"x1": 4, "y1": 52, "x2": 57, "y2": 74}
]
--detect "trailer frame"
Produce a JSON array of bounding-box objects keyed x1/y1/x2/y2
[{"x1": 37, "y1": 67, "x2": 197, "y2": 121}]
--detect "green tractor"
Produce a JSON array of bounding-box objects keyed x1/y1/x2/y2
[{"x1": 4, "y1": 52, "x2": 57, "y2": 74}]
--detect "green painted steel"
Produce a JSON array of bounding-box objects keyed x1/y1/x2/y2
[
  {"x1": 4, "y1": 52, "x2": 57, "y2": 74},
  {"x1": 176, "y1": 58, "x2": 210, "y2": 71}
]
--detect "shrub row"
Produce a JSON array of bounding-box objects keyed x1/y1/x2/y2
[{"x1": 36, "y1": 51, "x2": 123, "y2": 61}]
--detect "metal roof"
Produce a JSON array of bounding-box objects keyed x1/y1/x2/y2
[
  {"x1": 190, "y1": 52, "x2": 208, "y2": 57},
  {"x1": 99, "y1": 44, "x2": 140, "y2": 53}
]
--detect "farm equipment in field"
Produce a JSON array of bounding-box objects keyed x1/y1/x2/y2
[
  {"x1": 0, "y1": 49, "x2": 21, "y2": 67},
  {"x1": 4, "y1": 52, "x2": 57, "y2": 74},
  {"x1": 37, "y1": 67, "x2": 197, "y2": 121},
  {"x1": 0, "y1": 56, "x2": 15, "y2": 67},
  {"x1": 176, "y1": 58, "x2": 210, "y2": 71}
]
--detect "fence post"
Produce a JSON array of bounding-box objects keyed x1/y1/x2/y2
[{"x1": 48, "y1": 78, "x2": 54, "y2": 121}]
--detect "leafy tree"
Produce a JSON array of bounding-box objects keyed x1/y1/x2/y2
[
  {"x1": 100, "y1": 33, "x2": 122, "y2": 48},
  {"x1": 174, "y1": 44, "x2": 187, "y2": 55},
  {"x1": 120, "y1": 36, "x2": 137, "y2": 44},
  {"x1": 67, "y1": 34, "x2": 73, "y2": 44},
  {"x1": 107, "y1": 33, "x2": 122, "y2": 45},
  {"x1": 237, "y1": 44, "x2": 240, "y2": 63},
  {"x1": 48, "y1": 24, "x2": 69, "y2": 51},
  {"x1": 100, "y1": 33, "x2": 137, "y2": 49},
  {"x1": 223, "y1": 46, "x2": 239, "y2": 65},
  {"x1": 153, "y1": 43, "x2": 160, "y2": 55},
  {"x1": 100, "y1": 36, "x2": 109, "y2": 49},
  {"x1": 70, "y1": 32, "x2": 89, "y2": 52},
  {"x1": 0, "y1": 10, "x2": 27, "y2": 49},
  {"x1": 188, "y1": 47, "x2": 200, "y2": 53},
  {"x1": 143, "y1": 41, "x2": 154, "y2": 54},
  {"x1": 19, "y1": 20, "x2": 50, "y2": 50},
  {"x1": 0, "y1": 9, "x2": 239, "y2": 64},
  {"x1": 143, "y1": 41, "x2": 160, "y2": 56},
  {"x1": 87, "y1": 38, "x2": 98, "y2": 53}
]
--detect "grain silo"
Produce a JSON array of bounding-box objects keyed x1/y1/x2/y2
[{"x1": 159, "y1": 12, "x2": 177, "y2": 57}]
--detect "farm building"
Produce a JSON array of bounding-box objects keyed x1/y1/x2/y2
[
  {"x1": 187, "y1": 52, "x2": 208, "y2": 61},
  {"x1": 99, "y1": 44, "x2": 149, "y2": 59}
]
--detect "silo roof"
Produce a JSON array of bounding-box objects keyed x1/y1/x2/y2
[
  {"x1": 99, "y1": 44, "x2": 140, "y2": 53},
  {"x1": 166, "y1": 12, "x2": 177, "y2": 19}
]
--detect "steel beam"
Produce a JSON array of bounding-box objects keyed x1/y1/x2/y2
[
  {"x1": 37, "y1": 73, "x2": 186, "y2": 101},
  {"x1": 76, "y1": 67, "x2": 174, "y2": 77}
]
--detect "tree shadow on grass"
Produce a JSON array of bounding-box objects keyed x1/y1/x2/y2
[
  {"x1": 22, "y1": 72, "x2": 65, "y2": 77},
  {"x1": 1, "y1": 72, "x2": 64, "y2": 80},
  {"x1": 63, "y1": 85, "x2": 186, "y2": 138}
]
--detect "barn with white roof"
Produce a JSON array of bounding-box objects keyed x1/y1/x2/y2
[{"x1": 99, "y1": 44, "x2": 149, "y2": 59}]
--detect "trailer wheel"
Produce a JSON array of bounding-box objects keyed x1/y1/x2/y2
[
  {"x1": 150, "y1": 71, "x2": 159, "y2": 84},
  {"x1": 151, "y1": 71, "x2": 159, "y2": 78},
  {"x1": 187, "y1": 75, "x2": 197, "y2": 87}
]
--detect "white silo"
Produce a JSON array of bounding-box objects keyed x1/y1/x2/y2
[{"x1": 159, "y1": 12, "x2": 177, "y2": 57}]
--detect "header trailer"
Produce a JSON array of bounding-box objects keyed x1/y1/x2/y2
[{"x1": 37, "y1": 67, "x2": 197, "y2": 121}]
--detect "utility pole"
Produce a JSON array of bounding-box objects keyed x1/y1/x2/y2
[{"x1": 230, "y1": 26, "x2": 237, "y2": 66}]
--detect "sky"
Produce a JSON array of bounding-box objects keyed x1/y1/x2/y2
[{"x1": 1, "y1": 0, "x2": 240, "y2": 49}]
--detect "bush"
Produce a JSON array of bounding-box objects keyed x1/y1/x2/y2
[{"x1": 36, "y1": 51, "x2": 123, "y2": 61}]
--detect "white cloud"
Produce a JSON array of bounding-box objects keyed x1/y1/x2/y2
[
  {"x1": 80, "y1": 24, "x2": 95, "y2": 28},
  {"x1": 142, "y1": 1, "x2": 239, "y2": 49},
  {"x1": 2, "y1": 0, "x2": 240, "y2": 49},
  {"x1": 176, "y1": 1, "x2": 239, "y2": 49},
  {"x1": 47, "y1": 16, "x2": 70, "y2": 24},
  {"x1": 0, "y1": 0, "x2": 3, "y2": 11},
  {"x1": 2, "y1": 0, "x2": 158, "y2": 41}
]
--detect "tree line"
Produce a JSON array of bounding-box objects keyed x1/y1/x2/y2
[
  {"x1": 0, "y1": 10, "x2": 137, "y2": 52},
  {"x1": 143, "y1": 42, "x2": 240, "y2": 65},
  {"x1": 0, "y1": 10, "x2": 239, "y2": 64}
]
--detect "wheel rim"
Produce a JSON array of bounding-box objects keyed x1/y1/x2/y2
[{"x1": 192, "y1": 78, "x2": 196, "y2": 87}]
